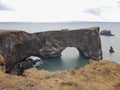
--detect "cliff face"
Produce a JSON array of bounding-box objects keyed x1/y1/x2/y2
[{"x1": 0, "y1": 27, "x2": 102, "y2": 74}]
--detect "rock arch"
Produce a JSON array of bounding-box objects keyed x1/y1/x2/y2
[
  {"x1": 38, "y1": 27, "x2": 102, "y2": 60},
  {"x1": 0, "y1": 27, "x2": 102, "y2": 74}
]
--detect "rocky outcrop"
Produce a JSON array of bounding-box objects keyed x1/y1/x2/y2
[
  {"x1": 37, "y1": 27, "x2": 102, "y2": 60},
  {"x1": 109, "y1": 46, "x2": 115, "y2": 53},
  {"x1": 10, "y1": 56, "x2": 43, "y2": 75},
  {"x1": 100, "y1": 30, "x2": 114, "y2": 36},
  {"x1": 0, "y1": 60, "x2": 120, "y2": 90},
  {"x1": 0, "y1": 27, "x2": 102, "y2": 74}
]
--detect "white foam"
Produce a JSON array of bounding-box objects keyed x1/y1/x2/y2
[
  {"x1": 26, "y1": 56, "x2": 43, "y2": 67},
  {"x1": 26, "y1": 56, "x2": 41, "y2": 61}
]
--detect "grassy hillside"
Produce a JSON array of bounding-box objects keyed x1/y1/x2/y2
[{"x1": 0, "y1": 59, "x2": 120, "y2": 90}]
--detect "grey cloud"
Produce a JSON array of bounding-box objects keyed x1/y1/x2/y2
[
  {"x1": 117, "y1": 1, "x2": 120, "y2": 3},
  {"x1": 83, "y1": 8, "x2": 101, "y2": 16},
  {"x1": 117, "y1": 1, "x2": 120, "y2": 7},
  {"x1": 0, "y1": 4, "x2": 14, "y2": 11},
  {"x1": 83, "y1": 8, "x2": 105, "y2": 20}
]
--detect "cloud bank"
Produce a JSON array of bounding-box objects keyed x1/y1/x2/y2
[
  {"x1": 0, "y1": 3, "x2": 13, "y2": 11},
  {"x1": 0, "y1": 0, "x2": 120, "y2": 22}
]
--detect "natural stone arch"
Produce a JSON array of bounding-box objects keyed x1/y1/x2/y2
[
  {"x1": 38, "y1": 27, "x2": 102, "y2": 60},
  {"x1": 0, "y1": 27, "x2": 102, "y2": 74}
]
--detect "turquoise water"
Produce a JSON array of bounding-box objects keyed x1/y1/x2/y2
[
  {"x1": 0, "y1": 22, "x2": 120, "y2": 71},
  {"x1": 37, "y1": 47, "x2": 89, "y2": 71},
  {"x1": 38, "y1": 56, "x2": 88, "y2": 71}
]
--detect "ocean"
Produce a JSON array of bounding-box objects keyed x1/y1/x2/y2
[{"x1": 0, "y1": 22, "x2": 120, "y2": 71}]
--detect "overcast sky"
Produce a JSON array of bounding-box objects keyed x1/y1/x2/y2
[{"x1": 0, "y1": 0, "x2": 120, "y2": 22}]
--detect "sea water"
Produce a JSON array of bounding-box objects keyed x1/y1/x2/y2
[{"x1": 0, "y1": 22, "x2": 120, "y2": 71}]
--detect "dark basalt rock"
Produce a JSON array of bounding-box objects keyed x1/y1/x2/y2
[
  {"x1": 109, "y1": 46, "x2": 115, "y2": 53},
  {"x1": 8, "y1": 56, "x2": 42, "y2": 75},
  {"x1": 0, "y1": 27, "x2": 102, "y2": 74},
  {"x1": 100, "y1": 30, "x2": 114, "y2": 36}
]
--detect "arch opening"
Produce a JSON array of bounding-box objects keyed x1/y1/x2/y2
[{"x1": 61, "y1": 47, "x2": 80, "y2": 60}]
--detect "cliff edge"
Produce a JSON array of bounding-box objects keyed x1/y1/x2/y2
[{"x1": 0, "y1": 60, "x2": 119, "y2": 90}]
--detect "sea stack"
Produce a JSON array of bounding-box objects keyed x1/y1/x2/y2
[
  {"x1": 100, "y1": 30, "x2": 114, "y2": 36},
  {"x1": 109, "y1": 46, "x2": 115, "y2": 53}
]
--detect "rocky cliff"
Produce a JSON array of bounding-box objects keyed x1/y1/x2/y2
[{"x1": 0, "y1": 27, "x2": 102, "y2": 74}]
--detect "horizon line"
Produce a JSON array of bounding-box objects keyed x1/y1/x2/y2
[{"x1": 0, "y1": 21, "x2": 120, "y2": 23}]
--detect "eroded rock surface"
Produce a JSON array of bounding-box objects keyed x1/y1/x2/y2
[{"x1": 0, "y1": 27, "x2": 102, "y2": 74}]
